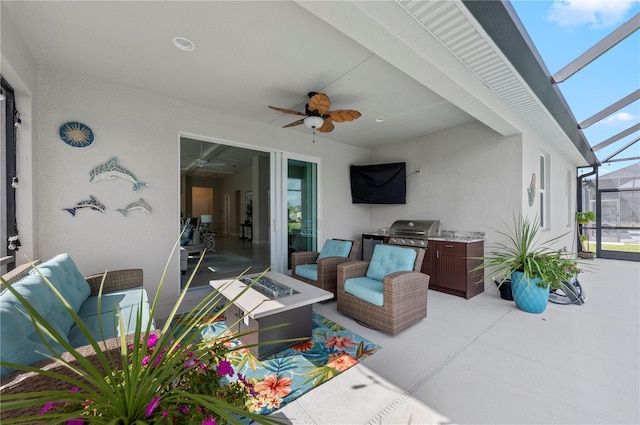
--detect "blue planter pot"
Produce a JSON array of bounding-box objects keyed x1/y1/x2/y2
[{"x1": 510, "y1": 271, "x2": 550, "y2": 313}]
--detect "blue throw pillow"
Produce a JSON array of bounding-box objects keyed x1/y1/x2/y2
[
  {"x1": 317, "y1": 239, "x2": 353, "y2": 260},
  {"x1": 366, "y1": 245, "x2": 417, "y2": 281},
  {"x1": 180, "y1": 225, "x2": 194, "y2": 246}
]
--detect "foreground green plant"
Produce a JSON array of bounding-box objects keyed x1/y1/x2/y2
[{"x1": 0, "y1": 237, "x2": 284, "y2": 425}]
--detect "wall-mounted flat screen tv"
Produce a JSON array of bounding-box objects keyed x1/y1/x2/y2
[{"x1": 350, "y1": 162, "x2": 406, "y2": 204}]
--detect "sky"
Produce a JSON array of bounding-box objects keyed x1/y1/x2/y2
[{"x1": 510, "y1": 0, "x2": 639, "y2": 172}]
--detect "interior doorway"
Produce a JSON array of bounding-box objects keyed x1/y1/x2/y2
[{"x1": 192, "y1": 187, "x2": 213, "y2": 219}]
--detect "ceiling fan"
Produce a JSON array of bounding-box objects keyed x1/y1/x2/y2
[
  {"x1": 184, "y1": 142, "x2": 225, "y2": 170},
  {"x1": 268, "y1": 92, "x2": 361, "y2": 135}
]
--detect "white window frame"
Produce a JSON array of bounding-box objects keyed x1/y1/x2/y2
[
  {"x1": 539, "y1": 152, "x2": 549, "y2": 229},
  {"x1": 566, "y1": 169, "x2": 572, "y2": 227}
]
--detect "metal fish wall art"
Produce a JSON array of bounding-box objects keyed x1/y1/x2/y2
[
  {"x1": 117, "y1": 198, "x2": 152, "y2": 216},
  {"x1": 63, "y1": 195, "x2": 106, "y2": 216},
  {"x1": 89, "y1": 157, "x2": 149, "y2": 192}
]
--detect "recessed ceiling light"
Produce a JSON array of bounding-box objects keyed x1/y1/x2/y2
[
  {"x1": 172, "y1": 36, "x2": 195, "y2": 52},
  {"x1": 376, "y1": 117, "x2": 386, "y2": 123}
]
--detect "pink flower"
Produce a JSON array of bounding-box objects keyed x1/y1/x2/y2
[
  {"x1": 66, "y1": 420, "x2": 84, "y2": 425},
  {"x1": 142, "y1": 355, "x2": 150, "y2": 366},
  {"x1": 217, "y1": 360, "x2": 234, "y2": 377},
  {"x1": 152, "y1": 353, "x2": 163, "y2": 367},
  {"x1": 202, "y1": 416, "x2": 216, "y2": 425},
  {"x1": 145, "y1": 395, "x2": 160, "y2": 417},
  {"x1": 147, "y1": 333, "x2": 159, "y2": 348},
  {"x1": 38, "y1": 401, "x2": 56, "y2": 415}
]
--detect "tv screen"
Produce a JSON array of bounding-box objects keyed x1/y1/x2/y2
[{"x1": 350, "y1": 162, "x2": 406, "y2": 204}]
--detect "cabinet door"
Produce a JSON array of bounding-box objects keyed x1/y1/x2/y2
[
  {"x1": 422, "y1": 245, "x2": 437, "y2": 285},
  {"x1": 436, "y1": 241, "x2": 466, "y2": 292}
]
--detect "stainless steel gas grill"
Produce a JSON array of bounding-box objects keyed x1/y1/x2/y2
[{"x1": 387, "y1": 220, "x2": 441, "y2": 249}]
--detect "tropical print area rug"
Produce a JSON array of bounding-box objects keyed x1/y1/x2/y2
[{"x1": 172, "y1": 311, "x2": 380, "y2": 417}]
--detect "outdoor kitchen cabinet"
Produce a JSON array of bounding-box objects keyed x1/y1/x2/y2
[{"x1": 425, "y1": 240, "x2": 484, "y2": 299}]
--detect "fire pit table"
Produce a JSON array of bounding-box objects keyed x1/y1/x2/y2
[{"x1": 209, "y1": 271, "x2": 333, "y2": 358}]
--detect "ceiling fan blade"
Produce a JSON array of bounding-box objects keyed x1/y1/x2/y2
[
  {"x1": 307, "y1": 93, "x2": 331, "y2": 115},
  {"x1": 268, "y1": 105, "x2": 305, "y2": 116},
  {"x1": 283, "y1": 119, "x2": 305, "y2": 128},
  {"x1": 329, "y1": 109, "x2": 361, "y2": 123},
  {"x1": 317, "y1": 118, "x2": 335, "y2": 133}
]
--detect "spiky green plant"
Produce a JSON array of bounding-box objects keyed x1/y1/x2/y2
[
  {"x1": 474, "y1": 214, "x2": 578, "y2": 290},
  {"x1": 0, "y1": 236, "x2": 287, "y2": 425}
]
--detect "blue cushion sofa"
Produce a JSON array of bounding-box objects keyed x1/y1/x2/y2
[{"x1": 0, "y1": 253, "x2": 154, "y2": 392}]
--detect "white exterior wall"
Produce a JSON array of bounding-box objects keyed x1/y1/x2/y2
[
  {"x1": 521, "y1": 130, "x2": 578, "y2": 252},
  {"x1": 370, "y1": 121, "x2": 522, "y2": 238},
  {"x1": 27, "y1": 67, "x2": 369, "y2": 318},
  {"x1": 369, "y1": 119, "x2": 580, "y2": 289}
]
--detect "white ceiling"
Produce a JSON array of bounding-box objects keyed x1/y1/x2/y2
[{"x1": 11, "y1": 0, "x2": 588, "y2": 177}]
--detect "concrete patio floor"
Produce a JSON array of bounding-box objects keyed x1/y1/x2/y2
[{"x1": 263, "y1": 258, "x2": 640, "y2": 424}]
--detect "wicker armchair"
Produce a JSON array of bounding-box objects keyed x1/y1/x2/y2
[
  {"x1": 337, "y1": 245, "x2": 428, "y2": 335},
  {"x1": 0, "y1": 265, "x2": 148, "y2": 420},
  {"x1": 291, "y1": 239, "x2": 360, "y2": 295}
]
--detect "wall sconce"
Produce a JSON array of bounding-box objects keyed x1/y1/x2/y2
[
  {"x1": 14, "y1": 111, "x2": 22, "y2": 128},
  {"x1": 11, "y1": 177, "x2": 18, "y2": 189}
]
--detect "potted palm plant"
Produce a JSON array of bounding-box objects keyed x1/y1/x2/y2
[
  {"x1": 576, "y1": 211, "x2": 596, "y2": 259},
  {"x1": 475, "y1": 214, "x2": 580, "y2": 314}
]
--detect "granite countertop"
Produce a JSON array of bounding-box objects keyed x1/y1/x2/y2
[
  {"x1": 363, "y1": 229, "x2": 485, "y2": 243},
  {"x1": 428, "y1": 230, "x2": 485, "y2": 243}
]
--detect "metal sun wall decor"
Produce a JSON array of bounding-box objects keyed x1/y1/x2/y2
[
  {"x1": 527, "y1": 173, "x2": 536, "y2": 207},
  {"x1": 59, "y1": 122, "x2": 95, "y2": 148},
  {"x1": 89, "y1": 157, "x2": 149, "y2": 192},
  {"x1": 63, "y1": 195, "x2": 106, "y2": 216},
  {"x1": 117, "y1": 198, "x2": 152, "y2": 216}
]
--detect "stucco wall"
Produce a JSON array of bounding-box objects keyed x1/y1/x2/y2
[
  {"x1": 369, "y1": 121, "x2": 522, "y2": 238},
  {"x1": 369, "y1": 119, "x2": 579, "y2": 288},
  {"x1": 521, "y1": 130, "x2": 578, "y2": 252},
  {"x1": 32, "y1": 67, "x2": 369, "y2": 318}
]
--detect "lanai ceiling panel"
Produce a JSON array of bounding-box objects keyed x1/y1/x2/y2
[{"x1": 397, "y1": 0, "x2": 585, "y2": 161}]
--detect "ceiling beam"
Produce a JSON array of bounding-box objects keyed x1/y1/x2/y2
[
  {"x1": 592, "y1": 123, "x2": 640, "y2": 151},
  {"x1": 602, "y1": 137, "x2": 640, "y2": 163},
  {"x1": 553, "y1": 13, "x2": 640, "y2": 83},
  {"x1": 579, "y1": 89, "x2": 640, "y2": 129}
]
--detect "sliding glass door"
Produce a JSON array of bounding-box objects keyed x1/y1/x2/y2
[
  {"x1": 287, "y1": 159, "x2": 318, "y2": 269},
  {"x1": 270, "y1": 153, "x2": 320, "y2": 273}
]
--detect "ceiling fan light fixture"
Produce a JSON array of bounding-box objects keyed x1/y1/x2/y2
[{"x1": 304, "y1": 116, "x2": 324, "y2": 129}]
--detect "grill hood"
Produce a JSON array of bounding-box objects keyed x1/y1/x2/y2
[{"x1": 389, "y1": 220, "x2": 441, "y2": 239}]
